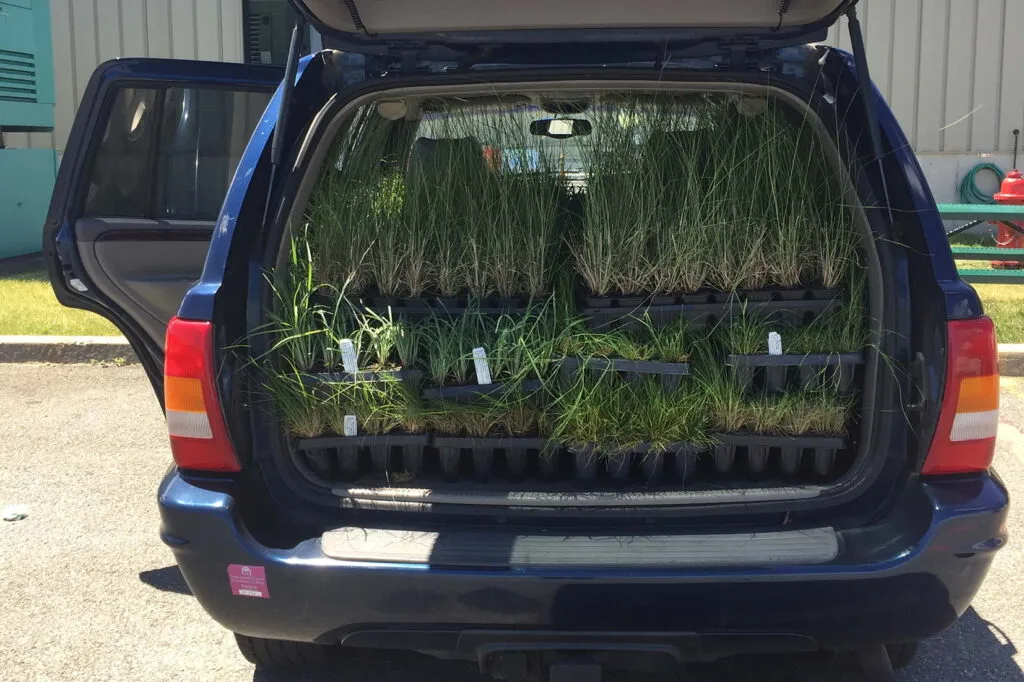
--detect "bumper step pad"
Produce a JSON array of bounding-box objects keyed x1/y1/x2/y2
[{"x1": 321, "y1": 525, "x2": 840, "y2": 568}]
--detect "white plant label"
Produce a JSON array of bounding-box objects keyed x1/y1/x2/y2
[
  {"x1": 343, "y1": 415, "x2": 358, "y2": 437},
  {"x1": 472, "y1": 347, "x2": 492, "y2": 385},
  {"x1": 340, "y1": 339, "x2": 359, "y2": 373},
  {"x1": 768, "y1": 331, "x2": 783, "y2": 356}
]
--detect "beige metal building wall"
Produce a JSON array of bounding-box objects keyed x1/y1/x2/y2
[
  {"x1": 4, "y1": 0, "x2": 244, "y2": 153},
  {"x1": 826, "y1": 0, "x2": 1024, "y2": 156},
  {"x1": 8, "y1": 0, "x2": 1024, "y2": 197}
]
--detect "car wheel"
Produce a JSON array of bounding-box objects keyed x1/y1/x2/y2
[
  {"x1": 885, "y1": 641, "x2": 919, "y2": 670},
  {"x1": 234, "y1": 633, "x2": 338, "y2": 668}
]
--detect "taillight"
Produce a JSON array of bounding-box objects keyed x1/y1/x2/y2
[
  {"x1": 164, "y1": 317, "x2": 240, "y2": 472},
  {"x1": 921, "y1": 317, "x2": 999, "y2": 476}
]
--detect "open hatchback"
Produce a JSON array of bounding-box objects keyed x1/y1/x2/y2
[{"x1": 44, "y1": 0, "x2": 1008, "y2": 677}]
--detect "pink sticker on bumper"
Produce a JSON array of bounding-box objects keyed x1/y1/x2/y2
[{"x1": 227, "y1": 564, "x2": 269, "y2": 598}]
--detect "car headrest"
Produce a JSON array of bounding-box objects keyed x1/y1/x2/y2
[{"x1": 408, "y1": 137, "x2": 487, "y2": 182}]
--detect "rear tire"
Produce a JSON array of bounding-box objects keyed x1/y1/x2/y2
[
  {"x1": 885, "y1": 641, "x2": 919, "y2": 670},
  {"x1": 234, "y1": 633, "x2": 338, "y2": 668}
]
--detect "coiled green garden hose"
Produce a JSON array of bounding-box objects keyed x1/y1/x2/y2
[{"x1": 958, "y1": 162, "x2": 1005, "y2": 204}]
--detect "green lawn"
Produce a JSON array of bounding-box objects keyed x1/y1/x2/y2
[
  {"x1": 0, "y1": 271, "x2": 120, "y2": 336},
  {"x1": 951, "y1": 255, "x2": 1024, "y2": 342},
  {"x1": 974, "y1": 283, "x2": 1024, "y2": 343},
  {"x1": 1, "y1": 267, "x2": 1021, "y2": 342}
]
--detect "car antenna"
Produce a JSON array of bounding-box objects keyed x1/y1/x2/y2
[
  {"x1": 264, "y1": 13, "x2": 306, "y2": 229},
  {"x1": 1013, "y1": 129, "x2": 1020, "y2": 170}
]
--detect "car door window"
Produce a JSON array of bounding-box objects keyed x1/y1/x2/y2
[
  {"x1": 84, "y1": 86, "x2": 271, "y2": 220},
  {"x1": 154, "y1": 88, "x2": 269, "y2": 220},
  {"x1": 84, "y1": 88, "x2": 160, "y2": 217}
]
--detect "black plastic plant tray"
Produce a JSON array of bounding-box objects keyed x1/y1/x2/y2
[
  {"x1": 712, "y1": 433, "x2": 847, "y2": 477},
  {"x1": 580, "y1": 288, "x2": 839, "y2": 307},
  {"x1": 727, "y1": 353, "x2": 863, "y2": 395},
  {"x1": 421, "y1": 379, "x2": 544, "y2": 403},
  {"x1": 581, "y1": 288, "x2": 841, "y2": 331},
  {"x1": 740, "y1": 288, "x2": 840, "y2": 303},
  {"x1": 559, "y1": 357, "x2": 690, "y2": 392},
  {"x1": 432, "y1": 436, "x2": 555, "y2": 480},
  {"x1": 295, "y1": 433, "x2": 429, "y2": 478},
  {"x1": 569, "y1": 442, "x2": 707, "y2": 484},
  {"x1": 354, "y1": 293, "x2": 547, "y2": 319},
  {"x1": 306, "y1": 369, "x2": 423, "y2": 385}
]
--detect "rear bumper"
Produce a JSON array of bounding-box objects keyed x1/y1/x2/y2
[{"x1": 158, "y1": 470, "x2": 1008, "y2": 655}]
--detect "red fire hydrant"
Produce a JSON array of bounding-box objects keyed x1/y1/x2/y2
[{"x1": 993, "y1": 169, "x2": 1024, "y2": 269}]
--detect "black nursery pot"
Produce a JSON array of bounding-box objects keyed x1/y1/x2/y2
[
  {"x1": 294, "y1": 433, "x2": 429, "y2": 479},
  {"x1": 432, "y1": 436, "x2": 554, "y2": 482},
  {"x1": 567, "y1": 441, "x2": 706, "y2": 485},
  {"x1": 580, "y1": 288, "x2": 841, "y2": 331},
  {"x1": 713, "y1": 433, "x2": 847, "y2": 477},
  {"x1": 726, "y1": 352, "x2": 864, "y2": 395}
]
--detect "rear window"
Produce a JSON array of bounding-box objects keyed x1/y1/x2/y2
[{"x1": 301, "y1": 91, "x2": 854, "y2": 299}]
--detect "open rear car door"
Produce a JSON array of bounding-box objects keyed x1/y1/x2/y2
[{"x1": 44, "y1": 59, "x2": 281, "y2": 398}]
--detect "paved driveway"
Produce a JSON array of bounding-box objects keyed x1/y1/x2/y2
[{"x1": 1, "y1": 364, "x2": 1022, "y2": 681}]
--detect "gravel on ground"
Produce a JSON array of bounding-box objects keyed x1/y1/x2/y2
[{"x1": 1, "y1": 364, "x2": 1022, "y2": 682}]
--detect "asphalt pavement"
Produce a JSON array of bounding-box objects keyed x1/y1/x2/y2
[{"x1": 2, "y1": 363, "x2": 1023, "y2": 681}]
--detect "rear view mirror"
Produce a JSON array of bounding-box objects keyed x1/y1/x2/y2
[{"x1": 530, "y1": 118, "x2": 592, "y2": 140}]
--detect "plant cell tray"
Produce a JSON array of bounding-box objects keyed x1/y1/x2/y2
[
  {"x1": 433, "y1": 436, "x2": 556, "y2": 480},
  {"x1": 306, "y1": 369, "x2": 423, "y2": 385},
  {"x1": 569, "y1": 441, "x2": 707, "y2": 483},
  {"x1": 355, "y1": 293, "x2": 548, "y2": 319},
  {"x1": 581, "y1": 288, "x2": 840, "y2": 331},
  {"x1": 712, "y1": 433, "x2": 847, "y2": 478},
  {"x1": 726, "y1": 353, "x2": 864, "y2": 395},
  {"x1": 421, "y1": 379, "x2": 544, "y2": 403},
  {"x1": 295, "y1": 433, "x2": 429, "y2": 478},
  {"x1": 559, "y1": 357, "x2": 690, "y2": 392}
]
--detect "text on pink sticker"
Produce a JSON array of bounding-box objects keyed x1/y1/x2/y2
[{"x1": 227, "y1": 564, "x2": 269, "y2": 598}]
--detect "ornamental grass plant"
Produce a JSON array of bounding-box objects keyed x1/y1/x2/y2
[{"x1": 267, "y1": 90, "x2": 867, "y2": 461}]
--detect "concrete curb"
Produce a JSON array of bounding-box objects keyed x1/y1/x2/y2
[
  {"x1": 1000, "y1": 344, "x2": 1024, "y2": 378},
  {"x1": 0, "y1": 336, "x2": 138, "y2": 364},
  {"x1": 0, "y1": 336, "x2": 1023, "y2": 374}
]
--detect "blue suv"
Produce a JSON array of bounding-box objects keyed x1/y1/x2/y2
[{"x1": 45, "y1": 1, "x2": 1007, "y2": 680}]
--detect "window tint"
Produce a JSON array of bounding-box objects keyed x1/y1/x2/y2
[
  {"x1": 84, "y1": 88, "x2": 159, "y2": 217},
  {"x1": 84, "y1": 87, "x2": 270, "y2": 220},
  {"x1": 154, "y1": 89, "x2": 268, "y2": 220}
]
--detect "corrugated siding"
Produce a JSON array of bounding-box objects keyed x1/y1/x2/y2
[
  {"x1": 4, "y1": 0, "x2": 244, "y2": 152},
  {"x1": 6, "y1": 0, "x2": 1024, "y2": 157},
  {"x1": 826, "y1": 0, "x2": 1024, "y2": 154}
]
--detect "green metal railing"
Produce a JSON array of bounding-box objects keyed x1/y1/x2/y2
[{"x1": 938, "y1": 203, "x2": 1024, "y2": 284}]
